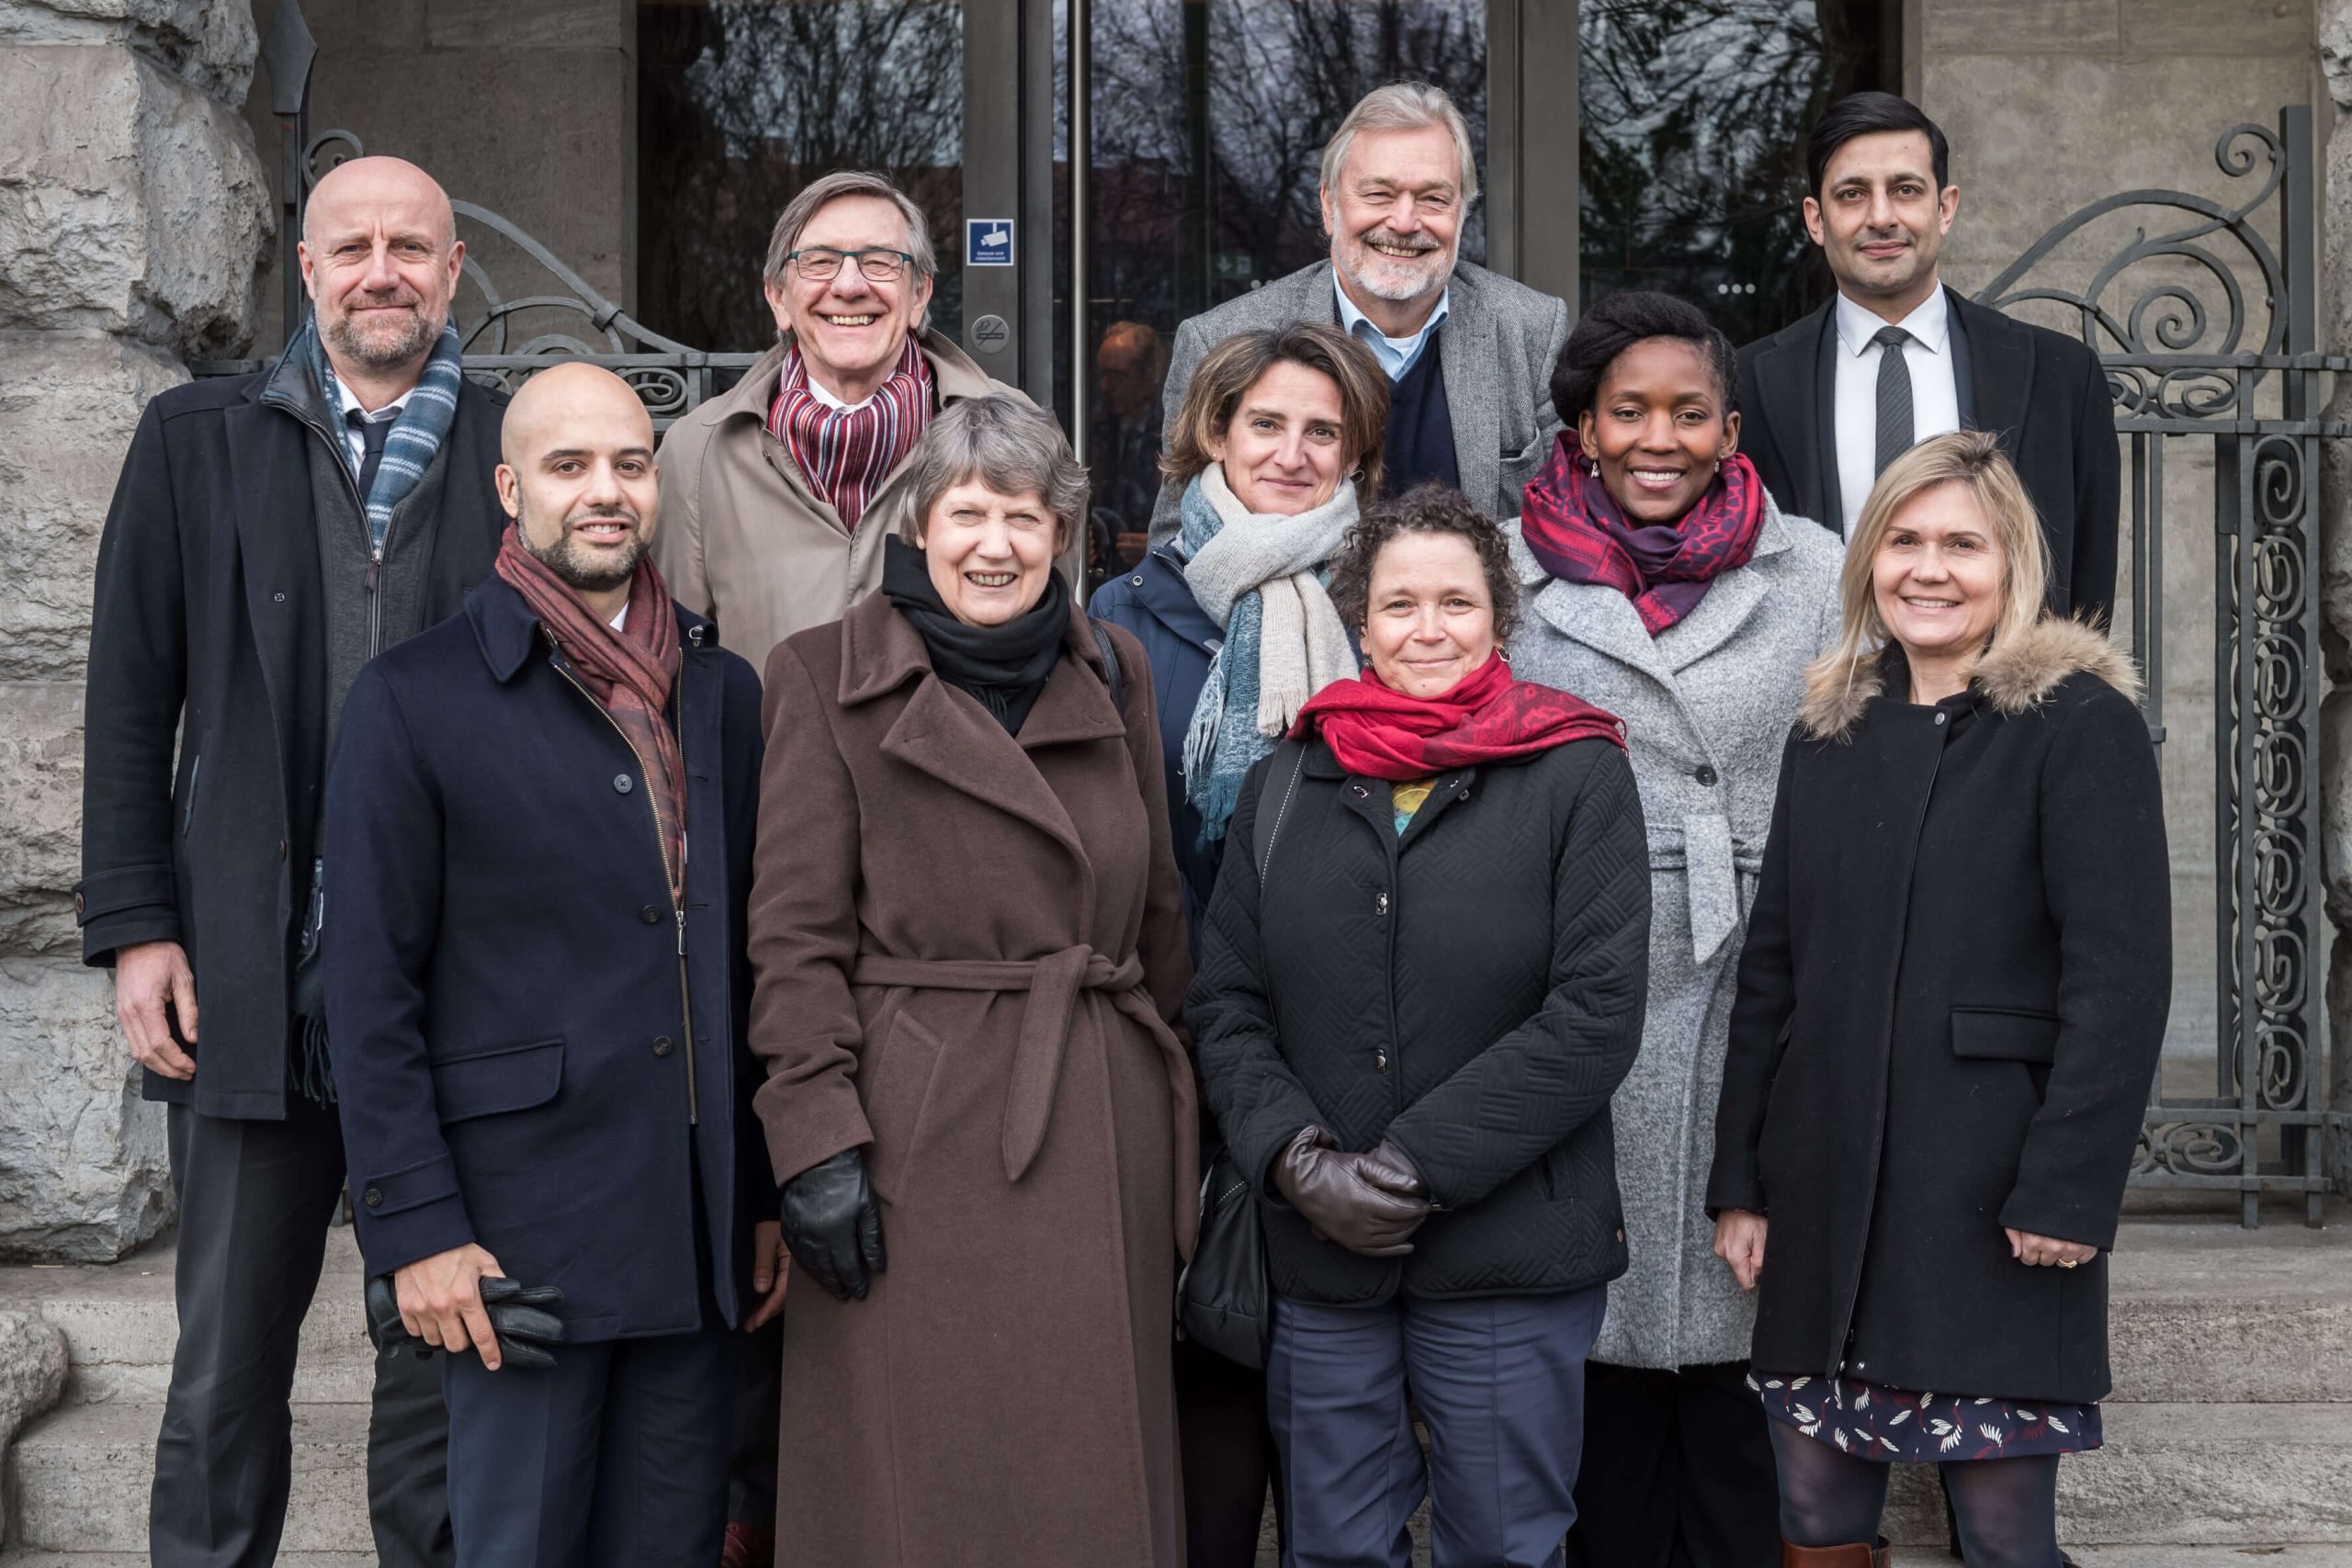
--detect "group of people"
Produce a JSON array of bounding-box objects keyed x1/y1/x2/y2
[{"x1": 78, "y1": 75, "x2": 2167, "y2": 1568}]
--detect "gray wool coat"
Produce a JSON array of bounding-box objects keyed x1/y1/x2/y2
[{"x1": 1503, "y1": 496, "x2": 1843, "y2": 1370}]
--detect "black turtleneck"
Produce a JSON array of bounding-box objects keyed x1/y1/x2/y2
[{"x1": 881, "y1": 536, "x2": 1068, "y2": 734}]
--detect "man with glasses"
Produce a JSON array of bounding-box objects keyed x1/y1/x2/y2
[{"x1": 654, "y1": 169, "x2": 1063, "y2": 680}]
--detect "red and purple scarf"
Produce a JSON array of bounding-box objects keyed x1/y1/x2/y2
[
  {"x1": 768, "y1": 334, "x2": 935, "y2": 533},
  {"x1": 1290, "y1": 652, "x2": 1623, "y2": 782},
  {"x1": 494, "y1": 528, "x2": 687, "y2": 902},
  {"x1": 1518, "y1": 432, "x2": 1767, "y2": 637}
]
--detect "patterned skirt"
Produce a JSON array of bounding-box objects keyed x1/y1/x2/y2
[{"x1": 1749, "y1": 1370, "x2": 2102, "y2": 1463}]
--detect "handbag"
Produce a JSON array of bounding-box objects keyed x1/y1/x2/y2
[
  {"x1": 1178, "y1": 1143, "x2": 1271, "y2": 1369},
  {"x1": 1174, "y1": 739, "x2": 1309, "y2": 1371}
]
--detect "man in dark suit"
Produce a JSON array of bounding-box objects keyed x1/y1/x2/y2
[
  {"x1": 1736, "y1": 92, "x2": 2120, "y2": 622},
  {"x1": 324, "y1": 364, "x2": 779, "y2": 1563},
  {"x1": 77, "y1": 155, "x2": 500, "y2": 1568}
]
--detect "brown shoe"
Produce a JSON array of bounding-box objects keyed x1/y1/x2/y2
[
  {"x1": 719, "y1": 1522, "x2": 774, "y2": 1568},
  {"x1": 1781, "y1": 1542, "x2": 1890, "y2": 1568}
]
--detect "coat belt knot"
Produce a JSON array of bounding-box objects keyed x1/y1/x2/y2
[{"x1": 849, "y1": 945, "x2": 1202, "y2": 1254}]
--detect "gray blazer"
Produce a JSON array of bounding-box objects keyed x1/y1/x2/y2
[
  {"x1": 1503, "y1": 497, "x2": 1844, "y2": 1369},
  {"x1": 1148, "y1": 258, "x2": 1571, "y2": 541}
]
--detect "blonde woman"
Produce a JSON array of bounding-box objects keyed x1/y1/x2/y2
[{"x1": 1704, "y1": 432, "x2": 2168, "y2": 1568}]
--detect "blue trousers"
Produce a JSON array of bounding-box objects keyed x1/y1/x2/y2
[
  {"x1": 1269, "y1": 1286, "x2": 1606, "y2": 1568},
  {"x1": 441, "y1": 1324, "x2": 734, "y2": 1568}
]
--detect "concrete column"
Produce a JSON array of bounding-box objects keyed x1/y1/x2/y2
[
  {"x1": 2319, "y1": 0, "x2": 2352, "y2": 1195},
  {"x1": 0, "y1": 0, "x2": 270, "y2": 1258}
]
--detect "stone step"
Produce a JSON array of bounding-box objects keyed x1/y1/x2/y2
[
  {"x1": 1880, "y1": 1402, "x2": 2352, "y2": 1547},
  {"x1": 2107, "y1": 1213, "x2": 2352, "y2": 1404},
  {"x1": 0, "y1": 1228, "x2": 374, "y2": 1406},
  {"x1": 5, "y1": 1400, "x2": 371, "y2": 1554}
]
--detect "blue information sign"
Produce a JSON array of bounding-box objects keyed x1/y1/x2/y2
[{"x1": 967, "y1": 219, "x2": 1014, "y2": 267}]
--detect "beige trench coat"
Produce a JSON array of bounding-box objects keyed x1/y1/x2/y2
[
  {"x1": 750, "y1": 591, "x2": 1197, "y2": 1568},
  {"x1": 652, "y1": 327, "x2": 1080, "y2": 675}
]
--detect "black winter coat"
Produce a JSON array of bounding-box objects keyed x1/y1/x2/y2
[
  {"x1": 323, "y1": 581, "x2": 768, "y2": 1338},
  {"x1": 1707, "y1": 623, "x2": 2169, "y2": 1404},
  {"x1": 76, "y1": 355, "x2": 507, "y2": 1118},
  {"x1": 1188, "y1": 733, "x2": 1650, "y2": 1303}
]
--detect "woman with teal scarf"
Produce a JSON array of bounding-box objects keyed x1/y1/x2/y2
[{"x1": 1086, "y1": 319, "x2": 1388, "y2": 1568}]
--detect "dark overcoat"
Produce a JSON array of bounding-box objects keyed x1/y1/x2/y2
[
  {"x1": 749, "y1": 592, "x2": 1197, "y2": 1568},
  {"x1": 322, "y1": 580, "x2": 769, "y2": 1338},
  {"x1": 1707, "y1": 621, "x2": 2170, "y2": 1405},
  {"x1": 76, "y1": 355, "x2": 506, "y2": 1118},
  {"x1": 1187, "y1": 730, "x2": 1651, "y2": 1305},
  {"x1": 1086, "y1": 544, "x2": 1222, "y2": 945},
  {"x1": 1736, "y1": 288, "x2": 2121, "y2": 623}
]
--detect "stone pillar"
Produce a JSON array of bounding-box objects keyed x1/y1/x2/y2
[
  {"x1": 0, "y1": 0, "x2": 271, "y2": 1258},
  {"x1": 2321, "y1": 0, "x2": 2352, "y2": 1196}
]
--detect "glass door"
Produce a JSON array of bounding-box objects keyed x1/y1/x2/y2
[{"x1": 636, "y1": 0, "x2": 1055, "y2": 398}]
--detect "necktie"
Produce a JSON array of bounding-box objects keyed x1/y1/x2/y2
[
  {"x1": 347, "y1": 408, "x2": 391, "y2": 500},
  {"x1": 1871, "y1": 325, "x2": 1914, "y2": 479}
]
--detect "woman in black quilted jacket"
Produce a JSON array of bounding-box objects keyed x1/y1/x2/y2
[{"x1": 1187, "y1": 484, "x2": 1650, "y2": 1568}]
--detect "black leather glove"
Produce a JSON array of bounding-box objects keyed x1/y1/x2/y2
[
  {"x1": 780, "y1": 1146, "x2": 888, "y2": 1302},
  {"x1": 1272, "y1": 1126, "x2": 1432, "y2": 1258},
  {"x1": 364, "y1": 1272, "x2": 567, "y2": 1370}
]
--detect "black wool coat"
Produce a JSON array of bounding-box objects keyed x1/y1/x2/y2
[
  {"x1": 323, "y1": 581, "x2": 769, "y2": 1338},
  {"x1": 1736, "y1": 288, "x2": 2121, "y2": 624},
  {"x1": 76, "y1": 355, "x2": 507, "y2": 1118},
  {"x1": 1188, "y1": 732, "x2": 1650, "y2": 1304},
  {"x1": 1707, "y1": 622, "x2": 2169, "y2": 1404}
]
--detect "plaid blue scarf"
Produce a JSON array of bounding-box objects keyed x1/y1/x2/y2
[{"x1": 304, "y1": 319, "x2": 466, "y2": 551}]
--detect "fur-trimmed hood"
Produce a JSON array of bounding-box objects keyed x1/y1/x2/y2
[{"x1": 1799, "y1": 616, "x2": 2143, "y2": 740}]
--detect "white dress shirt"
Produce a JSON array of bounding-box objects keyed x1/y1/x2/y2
[
  {"x1": 335, "y1": 379, "x2": 412, "y2": 475},
  {"x1": 1831, "y1": 288, "x2": 1961, "y2": 536},
  {"x1": 1333, "y1": 273, "x2": 1452, "y2": 381}
]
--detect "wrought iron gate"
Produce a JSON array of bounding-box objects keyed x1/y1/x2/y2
[
  {"x1": 1973, "y1": 107, "x2": 2340, "y2": 1226},
  {"x1": 210, "y1": 2, "x2": 2347, "y2": 1224}
]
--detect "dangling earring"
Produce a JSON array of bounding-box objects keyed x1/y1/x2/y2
[{"x1": 1585, "y1": 454, "x2": 1600, "y2": 478}]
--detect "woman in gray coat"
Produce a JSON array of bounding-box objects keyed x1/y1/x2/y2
[{"x1": 1506, "y1": 291, "x2": 1841, "y2": 1568}]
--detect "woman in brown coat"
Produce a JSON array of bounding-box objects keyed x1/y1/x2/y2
[{"x1": 748, "y1": 394, "x2": 1198, "y2": 1568}]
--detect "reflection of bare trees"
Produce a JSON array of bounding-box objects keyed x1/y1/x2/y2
[
  {"x1": 639, "y1": 2, "x2": 966, "y2": 351},
  {"x1": 1580, "y1": 0, "x2": 1882, "y2": 340}
]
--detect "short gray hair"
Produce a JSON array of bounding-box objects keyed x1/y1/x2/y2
[
  {"x1": 1319, "y1": 82, "x2": 1480, "y2": 209},
  {"x1": 899, "y1": 397, "x2": 1089, "y2": 548},
  {"x1": 763, "y1": 170, "x2": 937, "y2": 288}
]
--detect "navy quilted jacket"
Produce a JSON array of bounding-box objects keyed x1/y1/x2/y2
[{"x1": 1186, "y1": 733, "x2": 1649, "y2": 1303}]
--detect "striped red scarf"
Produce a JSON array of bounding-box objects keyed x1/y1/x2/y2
[{"x1": 767, "y1": 334, "x2": 936, "y2": 532}]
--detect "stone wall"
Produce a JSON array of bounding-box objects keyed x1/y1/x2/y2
[
  {"x1": 0, "y1": 0, "x2": 270, "y2": 1258},
  {"x1": 2321, "y1": 0, "x2": 2352, "y2": 1192}
]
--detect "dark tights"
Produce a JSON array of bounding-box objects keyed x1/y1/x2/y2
[{"x1": 1765, "y1": 1420, "x2": 2062, "y2": 1568}]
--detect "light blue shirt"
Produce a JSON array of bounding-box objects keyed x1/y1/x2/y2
[{"x1": 1332, "y1": 274, "x2": 1451, "y2": 381}]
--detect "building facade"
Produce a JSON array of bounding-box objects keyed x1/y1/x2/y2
[{"x1": 0, "y1": 0, "x2": 2347, "y2": 1260}]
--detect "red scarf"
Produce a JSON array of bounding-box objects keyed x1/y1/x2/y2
[
  {"x1": 1518, "y1": 432, "x2": 1767, "y2": 636},
  {"x1": 1290, "y1": 653, "x2": 1623, "y2": 781},
  {"x1": 493, "y1": 527, "x2": 688, "y2": 902},
  {"x1": 767, "y1": 334, "x2": 935, "y2": 533}
]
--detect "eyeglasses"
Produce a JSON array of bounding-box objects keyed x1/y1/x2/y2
[{"x1": 786, "y1": 247, "x2": 917, "y2": 283}]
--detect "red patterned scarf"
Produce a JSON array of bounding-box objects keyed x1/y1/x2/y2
[
  {"x1": 1290, "y1": 652, "x2": 1623, "y2": 781},
  {"x1": 1518, "y1": 432, "x2": 1767, "y2": 637},
  {"x1": 767, "y1": 334, "x2": 936, "y2": 532},
  {"x1": 493, "y1": 527, "x2": 687, "y2": 901}
]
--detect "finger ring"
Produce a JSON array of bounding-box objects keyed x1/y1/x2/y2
[{"x1": 2058, "y1": 1259, "x2": 2078, "y2": 1269}]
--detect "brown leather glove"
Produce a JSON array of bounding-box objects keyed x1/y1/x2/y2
[{"x1": 1272, "y1": 1126, "x2": 1432, "y2": 1257}]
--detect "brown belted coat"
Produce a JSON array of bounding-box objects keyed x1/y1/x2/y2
[{"x1": 750, "y1": 589, "x2": 1197, "y2": 1568}]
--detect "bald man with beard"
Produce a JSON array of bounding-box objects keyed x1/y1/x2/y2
[
  {"x1": 323, "y1": 365, "x2": 776, "y2": 1565},
  {"x1": 79, "y1": 154, "x2": 506, "y2": 1567}
]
